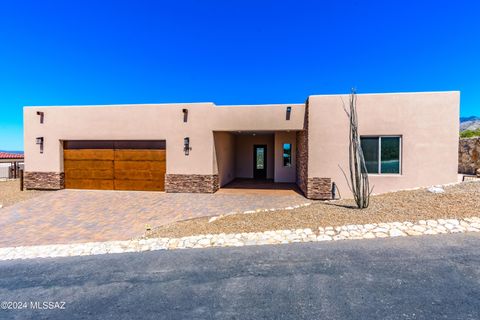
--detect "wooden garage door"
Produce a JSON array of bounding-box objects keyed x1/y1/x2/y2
[
  {"x1": 64, "y1": 149, "x2": 115, "y2": 190},
  {"x1": 114, "y1": 149, "x2": 166, "y2": 191},
  {"x1": 64, "y1": 148, "x2": 166, "y2": 191}
]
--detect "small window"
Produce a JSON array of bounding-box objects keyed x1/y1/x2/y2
[
  {"x1": 256, "y1": 147, "x2": 264, "y2": 169},
  {"x1": 360, "y1": 136, "x2": 401, "y2": 174},
  {"x1": 283, "y1": 143, "x2": 292, "y2": 167}
]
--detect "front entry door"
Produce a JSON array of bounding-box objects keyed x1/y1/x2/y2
[{"x1": 253, "y1": 144, "x2": 267, "y2": 179}]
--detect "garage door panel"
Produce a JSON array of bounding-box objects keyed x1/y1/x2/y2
[
  {"x1": 65, "y1": 179, "x2": 114, "y2": 190},
  {"x1": 63, "y1": 144, "x2": 166, "y2": 191},
  {"x1": 65, "y1": 168, "x2": 114, "y2": 180},
  {"x1": 115, "y1": 169, "x2": 165, "y2": 181},
  {"x1": 114, "y1": 179, "x2": 165, "y2": 191},
  {"x1": 64, "y1": 160, "x2": 113, "y2": 170},
  {"x1": 64, "y1": 149, "x2": 114, "y2": 160},
  {"x1": 114, "y1": 160, "x2": 165, "y2": 171},
  {"x1": 115, "y1": 150, "x2": 166, "y2": 161}
]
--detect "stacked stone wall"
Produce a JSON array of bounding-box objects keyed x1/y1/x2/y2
[
  {"x1": 24, "y1": 172, "x2": 65, "y2": 190},
  {"x1": 458, "y1": 137, "x2": 480, "y2": 175},
  {"x1": 165, "y1": 174, "x2": 219, "y2": 193}
]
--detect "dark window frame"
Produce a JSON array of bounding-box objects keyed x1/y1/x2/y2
[
  {"x1": 63, "y1": 140, "x2": 166, "y2": 150},
  {"x1": 360, "y1": 136, "x2": 402, "y2": 175}
]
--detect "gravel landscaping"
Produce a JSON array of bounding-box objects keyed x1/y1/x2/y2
[
  {"x1": 0, "y1": 180, "x2": 49, "y2": 207},
  {"x1": 1, "y1": 181, "x2": 479, "y2": 260},
  {"x1": 148, "y1": 181, "x2": 480, "y2": 238}
]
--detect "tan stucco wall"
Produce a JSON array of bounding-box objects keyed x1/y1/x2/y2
[
  {"x1": 235, "y1": 134, "x2": 275, "y2": 179},
  {"x1": 213, "y1": 132, "x2": 236, "y2": 186},
  {"x1": 307, "y1": 91, "x2": 460, "y2": 197},
  {"x1": 24, "y1": 92, "x2": 459, "y2": 197},
  {"x1": 24, "y1": 103, "x2": 305, "y2": 176},
  {"x1": 213, "y1": 104, "x2": 304, "y2": 131},
  {"x1": 24, "y1": 103, "x2": 217, "y2": 175},
  {"x1": 274, "y1": 131, "x2": 296, "y2": 183}
]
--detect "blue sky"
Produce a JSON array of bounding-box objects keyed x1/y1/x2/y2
[{"x1": 0, "y1": 0, "x2": 479, "y2": 150}]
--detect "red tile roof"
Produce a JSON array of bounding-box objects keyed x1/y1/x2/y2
[{"x1": 0, "y1": 152, "x2": 24, "y2": 159}]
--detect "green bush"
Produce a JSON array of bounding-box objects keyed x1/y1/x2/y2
[{"x1": 460, "y1": 129, "x2": 480, "y2": 138}]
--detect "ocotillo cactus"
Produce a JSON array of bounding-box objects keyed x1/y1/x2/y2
[{"x1": 343, "y1": 89, "x2": 373, "y2": 208}]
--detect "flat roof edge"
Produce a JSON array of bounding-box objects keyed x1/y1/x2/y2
[
  {"x1": 215, "y1": 103, "x2": 304, "y2": 108},
  {"x1": 23, "y1": 91, "x2": 460, "y2": 109},
  {"x1": 308, "y1": 90, "x2": 460, "y2": 98},
  {"x1": 24, "y1": 102, "x2": 216, "y2": 109}
]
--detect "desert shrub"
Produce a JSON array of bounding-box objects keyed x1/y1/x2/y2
[{"x1": 460, "y1": 129, "x2": 480, "y2": 138}]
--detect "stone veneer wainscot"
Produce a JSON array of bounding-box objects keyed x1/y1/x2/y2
[
  {"x1": 307, "y1": 177, "x2": 332, "y2": 200},
  {"x1": 24, "y1": 172, "x2": 65, "y2": 190},
  {"x1": 296, "y1": 100, "x2": 309, "y2": 196},
  {"x1": 296, "y1": 100, "x2": 332, "y2": 200},
  {"x1": 165, "y1": 174, "x2": 219, "y2": 193}
]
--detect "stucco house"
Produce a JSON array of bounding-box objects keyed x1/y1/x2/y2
[{"x1": 23, "y1": 91, "x2": 460, "y2": 200}]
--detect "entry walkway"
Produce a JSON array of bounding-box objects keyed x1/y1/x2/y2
[{"x1": 217, "y1": 178, "x2": 303, "y2": 196}]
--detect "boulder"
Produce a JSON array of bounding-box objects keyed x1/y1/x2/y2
[{"x1": 427, "y1": 186, "x2": 445, "y2": 194}]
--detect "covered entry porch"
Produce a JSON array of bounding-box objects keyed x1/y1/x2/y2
[
  {"x1": 216, "y1": 178, "x2": 302, "y2": 196},
  {"x1": 213, "y1": 130, "x2": 301, "y2": 195}
]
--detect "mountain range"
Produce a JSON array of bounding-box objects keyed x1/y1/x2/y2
[{"x1": 460, "y1": 116, "x2": 480, "y2": 132}]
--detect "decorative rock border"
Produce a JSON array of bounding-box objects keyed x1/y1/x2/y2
[{"x1": 1, "y1": 217, "x2": 479, "y2": 261}]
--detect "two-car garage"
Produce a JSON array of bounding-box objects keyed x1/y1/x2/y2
[{"x1": 63, "y1": 140, "x2": 166, "y2": 191}]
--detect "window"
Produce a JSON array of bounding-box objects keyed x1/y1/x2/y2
[
  {"x1": 256, "y1": 147, "x2": 264, "y2": 169},
  {"x1": 283, "y1": 143, "x2": 292, "y2": 167},
  {"x1": 360, "y1": 136, "x2": 401, "y2": 174}
]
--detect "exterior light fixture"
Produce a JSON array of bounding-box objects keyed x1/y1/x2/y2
[
  {"x1": 286, "y1": 106, "x2": 292, "y2": 120},
  {"x1": 36, "y1": 137, "x2": 44, "y2": 153},
  {"x1": 36, "y1": 111, "x2": 44, "y2": 123},
  {"x1": 331, "y1": 182, "x2": 338, "y2": 200},
  {"x1": 184, "y1": 137, "x2": 190, "y2": 155},
  {"x1": 182, "y1": 108, "x2": 188, "y2": 122}
]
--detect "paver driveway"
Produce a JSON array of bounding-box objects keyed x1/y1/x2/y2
[{"x1": 0, "y1": 189, "x2": 309, "y2": 247}]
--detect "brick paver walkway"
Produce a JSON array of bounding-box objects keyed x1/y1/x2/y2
[{"x1": 0, "y1": 190, "x2": 309, "y2": 247}]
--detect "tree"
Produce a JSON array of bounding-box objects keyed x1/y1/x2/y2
[{"x1": 341, "y1": 89, "x2": 373, "y2": 208}]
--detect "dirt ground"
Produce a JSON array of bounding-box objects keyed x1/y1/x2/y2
[
  {"x1": 0, "y1": 180, "x2": 49, "y2": 207},
  {"x1": 148, "y1": 181, "x2": 480, "y2": 238}
]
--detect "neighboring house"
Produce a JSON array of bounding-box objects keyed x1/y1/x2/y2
[
  {"x1": 23, "y1": 91, "x2": 460, "y2": 199},
  {"x1": 0, "y1": 152, "x2": 24, "y2": 179}
]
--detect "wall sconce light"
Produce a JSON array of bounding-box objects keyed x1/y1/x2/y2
[
  {"x1": 36, "y1": 137, "x2": 44, "y2": 153},
  {"x1": 184, "y1": 137, "x2": 191, "y2": 155},
  {"x1": 182, "y1": 108, "x2": 188, "y2": 123},
  {"x1": 36, "y1": 111, "x2": 44, "y2": 124},
  {"x1": 286, "y1": 106, "x2": 292, "y2": 120}
]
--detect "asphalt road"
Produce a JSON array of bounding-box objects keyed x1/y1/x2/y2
[{"x1": 0, "y1": 233, "x2": 479, "y2": 320}]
